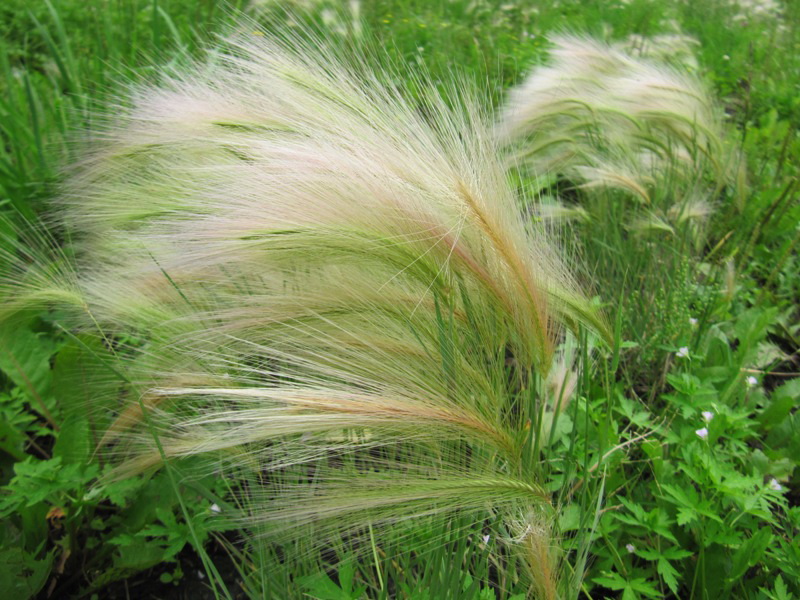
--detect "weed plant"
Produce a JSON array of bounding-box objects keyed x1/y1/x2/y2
[
  {"x1": 0, "y1": 1, "x2": 797, "y2": 599},
  {"x1": 497, "y1": 33, "x2": 741, "y2": 384}
]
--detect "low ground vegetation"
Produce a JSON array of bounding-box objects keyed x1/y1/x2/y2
[{"x1": 0, "y1": 1, "x2": 798, "y2": 599}]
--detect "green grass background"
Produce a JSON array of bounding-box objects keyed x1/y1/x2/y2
[{"x1": 0, "y1": 1, "x2": 798, "y2": 599}]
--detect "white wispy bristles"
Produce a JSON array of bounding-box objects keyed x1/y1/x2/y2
[
  {"x1": 728, "y1": 0, "x2": 784, "y2": 22},
  {"x1": 497, "y1": 35, "x2": 730, "y2": 234},
  {"x1": 5, "y1": 27, "x2": 609, "y2": 598},
  {"x1": 620, "y1": 32, "x2": 701, "y2": 69}
]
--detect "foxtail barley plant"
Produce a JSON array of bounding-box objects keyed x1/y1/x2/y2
[
  {"x1": 3, "y1": 27, "x2": 609, "y2": 598},
  {"x1": 498, "y1": 34, "x2": 730, "y2": 220},
  {"x1": 498, "y1": 35, "x2": 739, "y2": 376}
]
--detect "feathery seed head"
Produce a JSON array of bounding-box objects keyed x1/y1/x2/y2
[
  {"x1": 2, "y1": 27, "x2": 609, "y2": 595},
  {"x1": 498, "y1": 35, "x2": 730, "y2": 213}
]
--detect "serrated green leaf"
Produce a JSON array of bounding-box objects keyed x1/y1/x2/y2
[
  {"x1": 629, "y1": 577, "x2": 662, "y2": 597},
  {"x1": 622, "y1": 589, "x2": 636, "y2": 600},
  {"x1": 338, "y1": 561, "x2": 354, "y2": 595},
  {"x1": 593, "y1": 573, "x2": 628, "y2": 591},
  {"x1": 657, "y1": 557, "x2": 681, "y2": 595},
  {"x1": 676, "y1": 507, "x2": 696, "y2": 526},
  {"x1": 773, "y1": 575, "x2": 791, "y2": 600},
  {"x1": 636, "y1": 548, "x2": 660, "y2": 560},
  {"x1": 661, "y1": 547, "x2": 693, "y2": 560}
]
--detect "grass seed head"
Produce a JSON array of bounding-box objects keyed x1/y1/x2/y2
[{"x1": 2, "y1": 25, "x2": 608, "y2": 594}]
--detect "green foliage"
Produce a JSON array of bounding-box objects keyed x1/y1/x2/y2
[
  {"x1": 584, "y1": 304, "x2": 799, "y2": 599},
  {"x1": 0, "y1": 0, "x2": 798, "y2": 599},
  {"x1": 299, "y1": 561, "x2": 368, "y2": 600}
]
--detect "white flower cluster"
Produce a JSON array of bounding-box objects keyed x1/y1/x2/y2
[{"x1": 695, "y1": 409, "x2": 715, "y2": 440}]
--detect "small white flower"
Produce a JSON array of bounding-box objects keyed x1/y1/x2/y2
[
  {"x1": 695, "y1": 427, "x2": 709, "y2": 440},
  {"x1": 746, "y1": 375, "x2": 758, "y2": 387},
  {"x1": 625, "y1": 543, "x2": 636, "y2": 553},
  {"x1": 676, "y1": 346, "x2": 690, "y2": 359},
  {"x1": 723, "y1": 54, "x2": 730, "y2": 61},
  {"x1": 689, "y1": 317, "x2": 698, "y2": 326},
  {"x1": 210, "y1": 503, "x2": 221, "y2": 513},
  {"x1": 701, "y1": 410, "x2": 714, "y2": 423},
  {"x1": 769, "y1": 478, "x2": 783, "y2": 491},
  {"x1": 482, "y1": 534, "x2": 491, "y2": 544}
]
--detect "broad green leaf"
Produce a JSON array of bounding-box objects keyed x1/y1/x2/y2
[
  {"x1": 0, "y1": 318, "x2": 55, "y2": 414},
  {"x1": 0, "y1": 410, "x2": 28, "y2": 460},
  {"x1": 298, "y1": 572, "x2": 355, "y2": 600},
  {"x1": 111, "y1": 538, "x2": 171, "y2": 571},
  {"x1": 0, "y1": 547, "x2": 53, "y2": 598},
  {"x1": 559, "y1": 503, "x2": 581, "y2": 532},
  {"x1": 51, "y1": 413, "x2": 89, "y2": 465},
  {"x1": 728, "y1": 528, "x2": 772, "y2": 582},
  {"x1": 760, "y1": 379, "x2": 800, "y2": 429}
]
